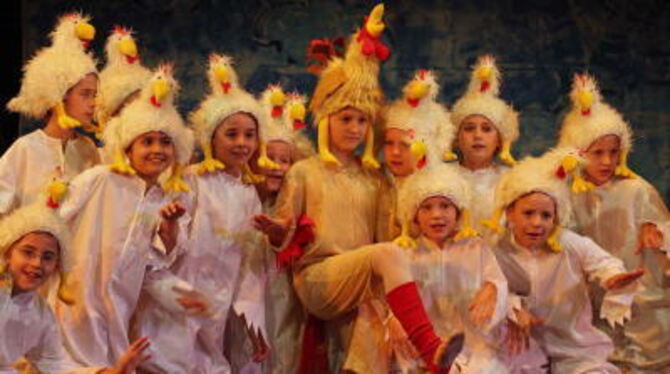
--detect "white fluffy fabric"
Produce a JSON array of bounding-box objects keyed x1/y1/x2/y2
[
  {"x1": 384, "y1": 70, "x2": 456, "y2": 160},
  {"x1": 450, "y1": 56, "x2": 519, "y2": 143},
  {"x1": 103, "y1": 65, "x2": 193, "y2": 165},
  {"x1": 7, "y1": 13, "x2": 97, "y2": 119},
  {"x1": 493, "y1": 148, "x2": 573, "y2": 227},
  {"x1": 558, "y1": 74, "x2": 632, "y2": 151},
  {"x1": 190, "y1": 55, "x2": 267, "y2": 150},
  {"x1": 96, "y1": 27, "x2": 152, "y2": 124},
  {"x1": 0, "y1": 202, "x2": 71, "y2": 273},
  {"x1": 397, "y1": 163, "x2": 471, "y2": 226}
]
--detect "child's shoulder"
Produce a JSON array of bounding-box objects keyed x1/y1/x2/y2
[{"x1": 557, "y1": 228, "x2": 601, "y2": 255}]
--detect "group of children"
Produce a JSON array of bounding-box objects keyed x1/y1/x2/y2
[{"x1": 1, "y1": 4, "x2": 668, "y2": 374}]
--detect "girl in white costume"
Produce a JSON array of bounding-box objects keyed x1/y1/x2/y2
[
  {"x1": 557, "y1": 74, "x2": 670, "y2": 373},
  {"x1": 484, "y1": 150, "x2": 646, "y2": 373},
  {"x1": 2, "y1": 13, "x2": 100, "y2": 216},
  {"x1": 0, "y1": 201, "x2": 151, "y2": 374},
  {"x1": 254, "y1": 86, "x2": 314, "y2": 374},
  {"x1": 134, "y1": 53, "x2": 271, "y2": 373},
  {"x1": 254, "y1": 5, "x2": 464, "y2": 373},
  {"x1": 450, "y1": 55, "x2": 519, "y2": 235},
  {"x1": 54, "y1": 65, "x2": 195, "y2": 368}
]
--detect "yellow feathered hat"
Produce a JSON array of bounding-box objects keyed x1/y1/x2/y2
[
  {"x1": 7, "y1": 12, "x2": 97, "y2": 129},
  {"x1": 189, "y1": 53, "x2": 276, "y2": 180},
  {"x1": 103, "y1": 64, "x2": 194, "y2": 193},
  {"x1": 558, "y1": 73, "x2": 635, "y2": 179},
  {"x1": 394, "y1": 163, "x2": 479, "y2": 249},
  {"x1": 95, "y1": 26, "x2": 152, "y2": 133},
  {"x1": 451, "y1": 55, "x2": 519, "y2": 165},
  {"x1": 384, "y1": 69, "x2": 458, "y2": 169},
  {"x1": 309, "y1": 3, "x2": 390, "y2": 169}
]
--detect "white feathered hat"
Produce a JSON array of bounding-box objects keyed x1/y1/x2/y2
[
  {"x1": 384, "y1": 69, "x2": 457, "y2": 167},
  {"x1": 558, "y1": 73, "x2": 635, "y2": 179},
  {"x1": 260, "y1": 86, "x2": 315, "y2": 159},
  {"x1": 7, "y1": 12, "x2": 97, "y2": 127},
  {"x1": 482, "y1": 147, "x2": 581, "y2": 251},
  {"x1": 95, "y1": 25, "x2": 152, "y2": 129},
  {"x1": 394, "y1": 162, "x2": 479, "y2": 248},
  {"x1": 190, "y1": 53, "x2": 276, "y2": 180},
  {"x1": 103, "y1": 64, "x2": 194, "y2": 193},
  {"x1": 451, "y1": 55, "x2": 519, "y2": 165}
]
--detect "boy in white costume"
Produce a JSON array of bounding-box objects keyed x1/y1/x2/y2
[
  {"x1": 54, "y1": 65, "x2": 196, "y2": 368},
  {"x1": 254, "y1": 4, "x2": 464, "y2": 373},
  {"x1": 2, "y1": 13, "x2": 100, "y2": 216},
  {"x1": 0, "y1": 200, "x2": 151, "y2": 374},
  {"x1": 484, "y1": 150, "x2": 646, "y2": 373},
  {"x1": 389, "y1": 163, "x2": 509, "y2": 374},
  {"x1": 558, "y1": 74, "x2": 670, "y2": 373},
  {"x1": 254, "y1": 86, "x2": 314, "y2": 374},
  {"x1": 450, "y1": 55, "x2": 519, "y2": 234},
  {"x1": 134, "y1": 53, "x2": 271, "y2": 374}
]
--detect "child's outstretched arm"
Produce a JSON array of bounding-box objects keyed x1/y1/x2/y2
[
  {"x1": 157, "y1": 200, "x2": 187, "y2": 253},
  {"x1": 99, "y1": 337, "x2": 151, "y2": 374},
  {"x1": 468, "y1": 281, "x2": 497, "y2": 329}
]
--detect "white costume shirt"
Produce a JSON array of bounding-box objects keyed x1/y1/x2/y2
[
  {"x1": 454, "y1": 163, "x2": 509, "y2": 234},
  {"x1": 54, "y1": 166, "x2": 174, "y2": 367},
  {"x1": 0, "y1": 130, "x2": 99, "y2": 215},
  {"x1": 134, "y1": 170, "x2": 266, "y2": 374},
  {"x1": 494, "y1": 230, "x2": 634, "y2": 374},
  {"x1": 570, "y1": 177, "x2": 670, "y2": 371},
  {"x1": 0, "y1": 275, "x2": 101, "y2": 374}
]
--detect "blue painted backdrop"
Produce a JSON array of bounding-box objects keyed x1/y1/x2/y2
[{"x1": 16, "y1": 0, "x2": 670, "y2": 199}]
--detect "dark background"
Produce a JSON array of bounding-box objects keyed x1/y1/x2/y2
[{"x1": 1, "y1": 0, "x2": 668, "y2": 199}]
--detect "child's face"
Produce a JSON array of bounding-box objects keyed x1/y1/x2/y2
[
  {"x1": 383, "y1": 128, "x2": 414, "y2": 178},
  {"x1": 4, "y1": 232, "x2": 59, "y2": 294},
  {"x1": 64, "y1": 73, "x2": 98, "y2": 126},
  {"x1": 583, "y1": 134, "x2": 621, "y2": 186},
  {"x1": 126, "y1": 131, "x2": 175, "y2": 183},
  {"x1": 415, "y1": 196, "x2": 459, "y2": 246},
  {"x1": 260, "y1": 140, "x2": 293, "y2": 193},
  {"x1": 212, "y1": 112, "x2": 259, "y2": 175},
  {"x1": 506, "y1": 192, "x2": 556, "y2": 250},
  {"x1": 328, "y1": 107, "x2": 370, "y2": 154},
  {"x1": 457, "y1": 115, "x2": 500, "y2": 167}
]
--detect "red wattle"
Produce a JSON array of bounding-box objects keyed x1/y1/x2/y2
[
  {"x1": 125, "y1": 55, "x2": 139, "y2": 64},
  {"x1": 46, "y1": 197, "x2": 59, "y2": 209},
  {"x1": 150, "y1": 96, "x2": 161, "y2": 108},
  {"x1": 222, "y1": 82, "x2": 232, "y2": 93},
  {"x1": 480, "y1": 81, "x2": 490, "y2": 92},
  {"x1": 556, "y1": 166, "x2": 567, "y2": 179},
  {"x1": 581, "y1": 109, "x2": 591, "y2": 115},
  {"x1": 81, "y1": 40, "x2": 91, "y2": 49},
  {"x1": 417, "y1": 156, "x2": 427, "y2": 169},
  {"x1": 407, "y1": 98, "x2": 420, "y2": 107},
  {"x1": 293, "y1": 120, "x2": 306, "y2": 130},
  {"x1": 271, "y1": 106, "x2": 283, "y2": 118}
]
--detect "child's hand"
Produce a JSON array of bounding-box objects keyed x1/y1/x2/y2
[
  {"x1": 102, "y1": 336, "x2": 151, "y2": 374},
  {"x1": 504, "y1": 308, "x2": 543, "y2": 355},
  {"x1": 387, "y1": 315, "x2": 420, "y2": 360},
  {"x1": 252, "y1": 214, "x2": 290, "y2": 246},
  {"x1": 160, "y1": 200, "x2": 186, "y2": 222},
  {"x1": 468, "y1": 282, "x2": 497, "y2": 329},
  {"x1": 636, "y1": 223, "x2": 664, "y2": 254},
  {"x1": 604, "y1": 268, "x2": 645, "y2": 291},
  {"x1": 173, "y1": 286, "x2": 210, "y2": 316}
]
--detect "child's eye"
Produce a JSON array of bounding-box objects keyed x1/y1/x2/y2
[
  {"x1": 160, "y1": 137, "x2": 173, "y2": 146},
  {"x1": 541, "y1": 212, "x2": 553, "y2": 220},
  {"x1": 43, "y1": 252, "x2": 57, "y2": 262}
]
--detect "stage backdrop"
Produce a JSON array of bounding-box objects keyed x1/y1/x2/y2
[{"x1": 13, "y1": 0, "x2": 670, "y2": 199}]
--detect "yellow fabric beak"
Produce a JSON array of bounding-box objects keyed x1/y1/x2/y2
[
  {"x1": 290, "y1": 103, "x2": 306, "y2": 121},
  {"x1": 365, "y1": 3, "x2": 385, "y2": 37},
  {"x1": 118, "y1": 38, "x2": 138, "y2": 58},
  {"x1": 152, "y1": 79, "x2": 170, "y2": 104},
  {"x1": 75, "y1": 22, "x2": 95, "y2": 41}
]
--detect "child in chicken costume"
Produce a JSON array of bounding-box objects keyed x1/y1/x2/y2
[
  {"x1": 54, "y1": 65, "x2": 196, "y2": 368},
  {"x1": 255, "y1": 84, "x2": 315, "y2": 374},
  {"x1": 558, "y1": 74, "x2": 670, "y2": 373},
  {"x1": 450, "y1": 55, "x2": 519, "y2": 235},
  {"x1": 253, "y1": 4, "x2": 464, "y2": 373},
  {"x1": 95, "y1": 26, "x2": 152, "y2": 138},
  {"x1": 484, "y1": 148, "x2": 646, "y2": 373},
  {"x1": 2, "y1": 12, "x2": 100, "y2": 216}
]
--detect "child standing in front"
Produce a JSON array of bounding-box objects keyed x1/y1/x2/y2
[
  {"x1": 55, "y1": 65, "x2": 195, "y2": 368},
  {"x1": 558, "y1": 74, "x2": 670, "y2": 373}
]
